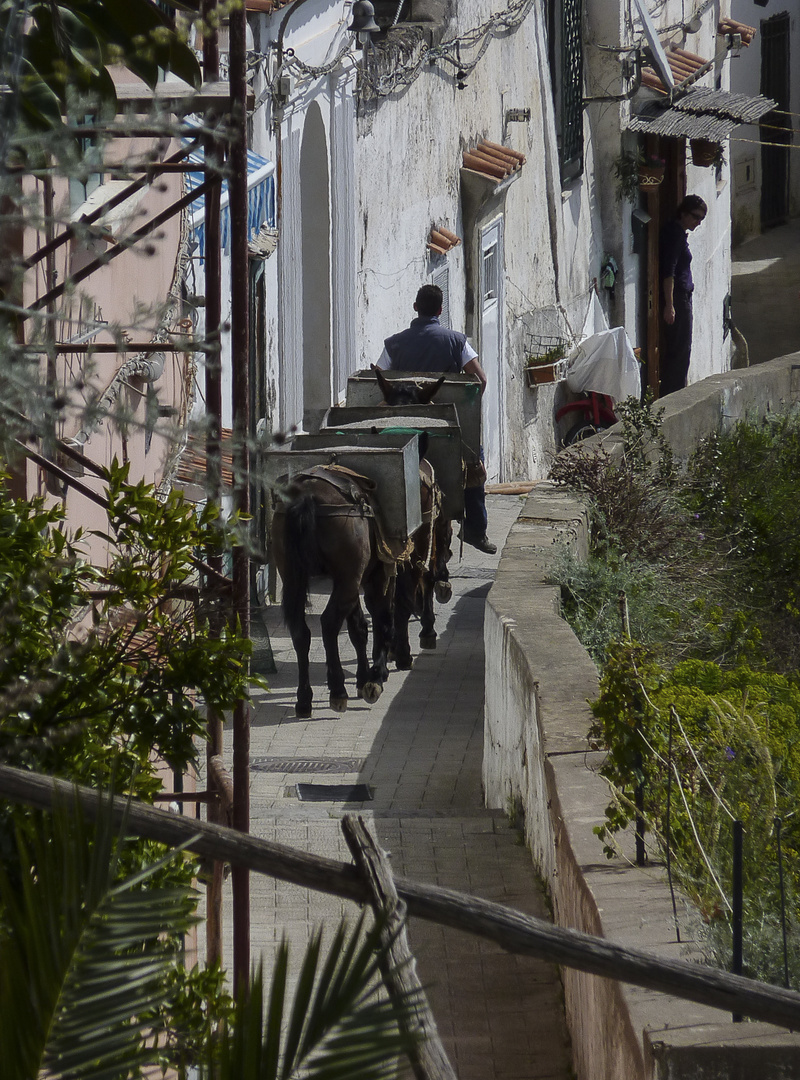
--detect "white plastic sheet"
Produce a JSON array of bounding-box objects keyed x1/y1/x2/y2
[{"x1": 565, "y1": 294, "x2": 641, "y2": 402}]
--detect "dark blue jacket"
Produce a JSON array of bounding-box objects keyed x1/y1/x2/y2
[
  {"x1": 383, "y1": 316, "x2": 467, "y2": 372},
  {"x1": 660, "y1": 218, "x2": 693, "y2": 294}
]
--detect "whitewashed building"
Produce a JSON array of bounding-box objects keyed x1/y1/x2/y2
[{"x1": 199, "y1": 0, "x2": 775, "y2": 485}]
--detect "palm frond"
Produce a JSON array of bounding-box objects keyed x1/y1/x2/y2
[
  {"x1": 212, "y1": 914, "x2": 423, "y2": 1080},
  {"x1": 0, "y1": 791, "x2": 197, "y2": 1080}
]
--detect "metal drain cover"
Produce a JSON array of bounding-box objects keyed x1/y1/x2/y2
[
  {"x1": 252, "y1": 756, "x2": 365, "y2": 774},
  {"x1": 294, "y1": 783, "x2": 373, "y2": 802}
]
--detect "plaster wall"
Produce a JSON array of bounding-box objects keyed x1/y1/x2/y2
[
  {"x1": 354, "y1": 0, "x2": 602, "y2": 482},
  {"x1": 483, "y1": 353, "x2": 800, "y2": 1080},
  {"x1": 249, "y1": 4, "x2": 359, "y2": 433},
  {"x1": 22, "y1": 139, "x2": 190, "y2": 565},
  {"x1": 250, "y1": 0, "x2": 602, "y2": 480}
]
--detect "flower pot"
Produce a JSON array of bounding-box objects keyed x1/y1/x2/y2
[
  {"x1": 690, "y1": 138, "x2": 720, "y2": 167},
  {"x1": 525, "y1": 359, "x2": 567, "y2": 387},
  {"x1": 638, "y1": 166, "x2": 665, "y2": 189}
]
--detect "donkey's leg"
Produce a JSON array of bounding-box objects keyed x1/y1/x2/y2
[
  {"x1": 391, "y1": 565, "x2": 415, "y2": 670},
  {"x1": 320, "y1": 588, "x2": 353, "y2": 712},
  {"x1": 418, "y1": 568, "x2": 437, "y2": 650},
  {"x1": 433, "y1": 515, "x2": 453, "y2": 604},
  {"x1": 346, "y1": 600, "x2": 371, "y2": 696},
  {"x1": 288, "y1": 616, "x2": 313, "y2": 718},
  {"x1": 363, "y1": 564, "x2": 394, "y2": 699}
]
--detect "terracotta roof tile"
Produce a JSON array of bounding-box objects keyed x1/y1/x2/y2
[
  {"x1": 175, "y1": 427, "x2": 235, "y2": 496},
  {"x1": 718, "y1": 18, "x2": 757, "y2": 46},
  {"x1": 427, "y1": 225, "x2": 461, "y2": 255},
  {"x1": 642, "y1": 45, "x2": 712, "y2": 94},
  {"x1": 246, "y1": 0, "x2": 292, "y2": 12},
  {"x1": 461, "y1": 140, "x2": 526, "y2": 183}
]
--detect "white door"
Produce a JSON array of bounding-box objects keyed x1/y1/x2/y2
[{"x1": 479, "y1": 218, "x2": 504, "y2": 482}]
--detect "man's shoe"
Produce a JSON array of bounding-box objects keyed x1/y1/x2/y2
[{"x1": 462, "y1": 531, "x2": 497, "y2": 555}]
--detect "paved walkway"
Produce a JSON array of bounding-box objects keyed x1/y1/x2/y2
[
  {"x1": 210, "y1": 492, "x2": 573, "y2": 1080},
  {"x1": 731, "y1": 217, "x2": 800, "y2": 367}
]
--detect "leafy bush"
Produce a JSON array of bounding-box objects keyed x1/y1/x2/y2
[
  {"x1": 552, "y1": 402, "x2": 800, "y2": 986},
  {"x1": 549, "y1": 396, "x2": 763, "y2": 670},
  {"x1": 0, "y1": 461, "x2": 258, "y2": 1055},
  {"x1": 591, "y1": 645, "x2": 800, "y2": 985},
  {"x1": 688, "y1": 412, "x2": 800, "y2": 669}
]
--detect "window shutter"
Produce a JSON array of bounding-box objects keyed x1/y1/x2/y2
[{"x1": 433, "y1": 265, "x2": 451, "y2": 328}]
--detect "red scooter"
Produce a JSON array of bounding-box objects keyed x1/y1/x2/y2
[{"x1": 556, "y1": 391, "x2": 618, "y2": 446}]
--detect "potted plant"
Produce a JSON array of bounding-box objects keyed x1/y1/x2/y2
[
  {"x1": 690, "y1": 138, "x2": 725, "y2": 168},
  {"x1": 612, "y1": 149, "x2": 643, "y2": 202},
  {"x1": 638, "y1": 154, "x2": 665, "y2": 188},
  {"x1": 524, "y1": 338, "x2": 568, "y2": 387},
  {"x1": 612, "y1": 149, "x2": 665, "y2": 201}
]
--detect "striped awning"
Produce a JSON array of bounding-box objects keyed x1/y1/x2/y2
[
  {"x1": 184, "y1": 145, "x2": 276, "y2": 259},
  {"x1": 628, "y1": 86, "x2": 777, "y2": 143}
]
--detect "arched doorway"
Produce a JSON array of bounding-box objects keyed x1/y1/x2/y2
[{"x1": 300, "y1": 101, "x2": 332, "y2": 431}]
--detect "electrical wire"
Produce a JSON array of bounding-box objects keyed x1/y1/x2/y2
[
  {"x1": 358, "y1": 0, "x2": 537, "y2": 98},
  {"x1": 730, "y1": 136, "x2": 800, "y2": 152}
]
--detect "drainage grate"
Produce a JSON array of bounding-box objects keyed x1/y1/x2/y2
[
  {"x1": 294, "y1": 783, "x2": 373, "y2": 803},
  {"x1": 252, "y1": 757, "x2": 365, "y2": 774}
]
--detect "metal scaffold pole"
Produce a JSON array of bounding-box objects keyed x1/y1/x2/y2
[
  {"x1": 228, "y1": 0, "x2": 252, "y2": 993},
  {"x1": 201, "y1": 0, "x2": 226, "y2": 970}
]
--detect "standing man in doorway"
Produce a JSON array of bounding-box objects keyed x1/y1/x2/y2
[
  {"x1": 377, "y1": 283, "x2": 497, "y2": 555},
  {"x1": 660, "y1": 194, "x2": 707, "y2": 396}
]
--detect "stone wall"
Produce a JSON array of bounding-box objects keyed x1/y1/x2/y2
[{"x1": 483, "y1": 354, "x2": 800, "y2": 1080}]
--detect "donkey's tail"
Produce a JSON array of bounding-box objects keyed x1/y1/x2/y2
[{"x1": 281, "y1": 493, "x2": 319, "y2": 627}]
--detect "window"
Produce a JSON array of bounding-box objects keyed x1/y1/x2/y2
[
  {"x1": 546, "y1": 0, "x2": 584, "y2": 185},
  {"x1": 482, "y1": 244, "x2": 498, "y2": 302},
  {"x1": 432, "y1": 265, "x2": 451, "y2": 328}
]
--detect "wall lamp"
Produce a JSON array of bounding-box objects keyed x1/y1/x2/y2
[{"x1": 348, "y1": 0, "x2": 379, "y2": 46}]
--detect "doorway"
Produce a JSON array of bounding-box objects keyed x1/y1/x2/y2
[
  {"x1": 478, "y1": 218, "x2": 505, "y2": 482},
  {"x1": 760, "y1": 13, "x2": 791, "y2": 229}
]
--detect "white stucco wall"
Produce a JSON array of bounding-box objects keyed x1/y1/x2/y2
[{"x1": 250, "y1": 0, "x2": 602, "y2": 480}]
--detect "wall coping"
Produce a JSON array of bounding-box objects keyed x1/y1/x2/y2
[{"x1": 483, "y1": 354, "x2": 800, "y2": 1080}]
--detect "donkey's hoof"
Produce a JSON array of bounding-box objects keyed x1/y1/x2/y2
[
  {"x1": 360, "y1": 681, "x2": 383, "y2": 705},
  {"x1": 295, "y1": 704, "x2": 312, "y2": 718},
  {"x1": 434, "y1": 581, "x2": 452, "y2": 603},
  {"x1": 330, "y1": 695, "x2": 348, "y2": 713},
  {"x1": 419, "y1": 634, "x2": 437, "y2": 650}
]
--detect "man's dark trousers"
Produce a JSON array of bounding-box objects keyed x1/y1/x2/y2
[
  {"x1": 464, "y1": 449, "x2": 488, "y2": 537},
  {"x1": 661, "y1": 289, "x2": 692, "y2": 396}
]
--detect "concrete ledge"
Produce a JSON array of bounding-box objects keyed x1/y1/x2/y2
[{"x1": 483, "y1": 356, "x2": 800, "y2": 1080}]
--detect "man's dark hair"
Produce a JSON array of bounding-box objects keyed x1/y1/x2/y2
[
  {"x1": 677, "y1": 194, "x2": 707, "y2": 217},
  {"x1": 415, "y1": 284, "x2": 443, "y2": 317}
]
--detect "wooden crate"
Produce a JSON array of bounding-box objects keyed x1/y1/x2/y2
[
  {"x1": 261, "y1": 432, "x2": 422, "y2": 540},
  {"x1": 321, "y1": 403, "x2": 464, "y2": 518}
]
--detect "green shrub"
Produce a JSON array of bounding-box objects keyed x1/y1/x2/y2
[{"x1": 552, "y1": 403, "x2": 800, "y2": 986}]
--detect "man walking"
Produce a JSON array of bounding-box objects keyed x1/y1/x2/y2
[{"x1": 377, "y1": 284, "x2": 496, "y2": 554}]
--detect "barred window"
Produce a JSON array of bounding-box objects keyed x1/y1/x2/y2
[{"x1": 546, "y1": 0, "x2": 584, "y2": 186}]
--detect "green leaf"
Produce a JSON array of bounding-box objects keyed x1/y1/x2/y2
[{"x1": 0, "y1": 792, "x2": 197, "y2": 1080}]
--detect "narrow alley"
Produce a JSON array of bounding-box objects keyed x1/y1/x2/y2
[{"x1": 211, "y1": 491, "x2": 574, "y2": 1080}]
